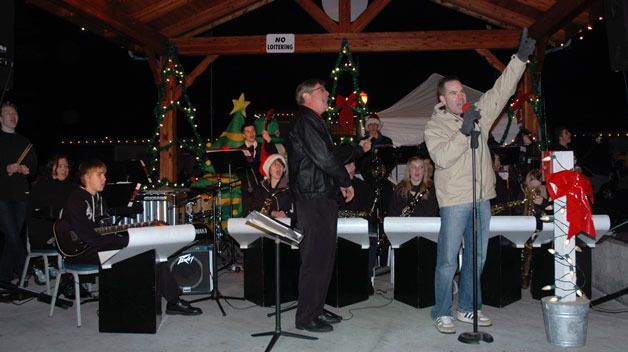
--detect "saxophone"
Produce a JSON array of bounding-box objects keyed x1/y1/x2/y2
[
  {"x1": 338, "y1": 210, "x2": 369, "y2": 218},
  {"x1": 490, "y1": 199, "x2": 526, "y2": 215},
  {"x1": 401, "y1": 190, "x2": 426, "y2": 217},
  {"x1": 260, "y1": 188, "x2": 289, "y2": 216}
]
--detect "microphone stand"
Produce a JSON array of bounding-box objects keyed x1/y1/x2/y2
[{"x1": 458, "y1": 127, "x2": 493, "y2": 344}]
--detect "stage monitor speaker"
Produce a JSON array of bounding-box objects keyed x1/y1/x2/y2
[
  {"x1": 0, "y1": 0, "x2": 15, "y2": 90},
  {"x1": 605, "y1": 0, "x2": 628, "y2": 71},
  {"x1": 169, "y1": 243, "x2": 214, "y2": 295}
]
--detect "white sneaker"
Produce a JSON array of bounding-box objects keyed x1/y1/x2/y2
[
  {"x1": 456, "y1": 310, "x2": 492, "y2": 327},
  {"x1": 434, "y1": 316, "x2": 456, "y2": 334}
]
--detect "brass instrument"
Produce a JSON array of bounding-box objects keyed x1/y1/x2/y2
[
  {"x1": 401, "y1": 190, "x2": 426, "y2": 217},
  {"x1": 520, "y1": 185, "x2": 544, "y2": 289},
  {"x1": 260, "y1": 188, "x2": 288, "y2": 216},
  {"x1": 338, "y1": 210, "x2": 369, "y2": 218},
  {"x1": 490, "y1": 199, "x2": 526, "y2": 215}
]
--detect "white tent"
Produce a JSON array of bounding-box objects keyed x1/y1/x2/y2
[{"x1": 377, "y1": 73, "x2": 519, "y2": 147}]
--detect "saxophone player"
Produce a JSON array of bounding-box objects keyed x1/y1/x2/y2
[
  {"x1": 250, "y1": 153, "x2": 292, "y2": 218},
  {"x1": 388, "y1": 157, "x2": 439, "y2": 217}
]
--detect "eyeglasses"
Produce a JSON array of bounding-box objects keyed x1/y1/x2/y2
[{"x1": 307, "y1": 86, "x2": 326, "y2": 94}]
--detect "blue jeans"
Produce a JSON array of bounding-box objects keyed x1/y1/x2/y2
[
  {"x1": 0, "y1": 200, "x2": 28, "y2": 281},
  {"x1": 431, "y1": 200, "x2": 490, "y2": 320}
]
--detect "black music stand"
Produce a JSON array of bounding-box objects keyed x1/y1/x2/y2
[
  {"x1": 189, "y1": 150, "x2": 248, "y2": 316},
  {"x1": 102, "y1": 182, "x2": 142, "y2": 222},
  {"x1": 246, "y1": 211, "x2": 317, "y2": 351}
]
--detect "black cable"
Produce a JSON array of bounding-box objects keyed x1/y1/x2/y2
[{"x1": 342, "y1": 287, "x2": 395, "y2": 321}]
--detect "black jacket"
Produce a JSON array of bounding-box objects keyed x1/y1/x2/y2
[{"x1": 287, "y1": 106, "x2": 360, "y2": 201}]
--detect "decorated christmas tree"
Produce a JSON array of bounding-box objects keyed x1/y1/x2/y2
[
  {"x1": 326, "y1": 38, "x2": 369, "y2": 139},
  {"x1": 146, "y1": 43, "x2": 206, "y2": 187}
]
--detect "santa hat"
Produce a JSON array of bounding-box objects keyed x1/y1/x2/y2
[
  {"x1": 262, "y1": 153, "x2": 287, "y2": 178},
  {"x1": 365, "y1": 113, "x2": 382, "y2": 130}
]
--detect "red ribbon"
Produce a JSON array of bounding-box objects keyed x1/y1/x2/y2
[
  {"x1": 546, "y1": 170, "x2": 596, "y2": 239},
  {"x1": 336, "y1": 93, "x2": 357, "y2": 132}
]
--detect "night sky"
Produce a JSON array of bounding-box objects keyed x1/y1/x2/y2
[{"x1": 4, "y1": 1, "x2": 628, "y2": 165}]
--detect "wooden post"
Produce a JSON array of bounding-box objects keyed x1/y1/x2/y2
[
  {"x1": 522, "y1": 67, "x2": 539, "y2": 139},
  {"x1": 160, "y1": 75, "x2": 177, "y2": 183},
  {"x1": 552, "y1": 151, "x2": 575, "y2": 302}
]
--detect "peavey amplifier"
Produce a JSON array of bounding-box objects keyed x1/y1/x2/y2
[{"x1": 168, "y1": 243, "x2": 214, "y2": 294}]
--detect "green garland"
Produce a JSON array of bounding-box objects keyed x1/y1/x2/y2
[
  {"x1": 146, "y1": 43, "x2": 206, "y2": 188},
  {"x1": 326, "y1": 38, "x2": 369, "y2": 143}
]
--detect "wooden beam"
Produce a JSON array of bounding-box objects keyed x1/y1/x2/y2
[
  {"x1": 161, "y1": 0, "x2": 272, "y2": 38},
  {"x1": 351, "y1": 0, "x2": 392, "y2": 33},
  {"x1": 181, "y1": 0, "x2": 274, "y2": 38},
  {"x1": 174, "y1": 29, "x2": 520, "y2": 56},
  {"x1": 35, "y1": 0, "x2": 168, "y2": 53},
  {"x1": 339, "y1": 0, "x2": 351, "y2": 32},
  {"x1": 186, "y1": 55, "x2": 219, "y2": 88},
  {"x1": 475, "y1": 49, "x2": 505, "y2": 72},
  {"x1": 529, "y1": 0, "x2": 596, "y2": 40},
  {"x1": 514, "y1": 0, "x2": 595, "y2": 26},
  {"x1": 145, "y1": 47, "x2": 162, "y2": 85},
  {"x1": 429, "y1": 0, "x2": 566, "y2": 42},
  {"x1": 132, "y1": 0, "x2": 192, "y2": 23},
  {"x1": 295, "y1": 0, "x2": 339, "y2": 33}
]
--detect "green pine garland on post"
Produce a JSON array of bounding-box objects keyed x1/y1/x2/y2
[{"x1": 147, "y1": 43, "x2": 209, "y2": 188}]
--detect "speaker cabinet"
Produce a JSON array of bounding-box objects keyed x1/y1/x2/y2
[
  {"x1": 481, "y1": 235, "x2": 522, "y2": 308},
  {"x1": 393, "y1": 236, "x2": 437, "y2": 308},
  {"x1": 169, "y1": 243, "x2": 214, "y2": 295},
  {"x1": 605, "y1": 0, "x2": 628, "y2": 71}
]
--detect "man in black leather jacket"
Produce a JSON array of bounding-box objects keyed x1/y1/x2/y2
[{"x1": 287, "y1": 79, "x2": 370, "y2": 333}]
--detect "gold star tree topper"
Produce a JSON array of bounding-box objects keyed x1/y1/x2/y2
[{"x1": 229, "y1": 93, "x2": 251, "y2": 117}]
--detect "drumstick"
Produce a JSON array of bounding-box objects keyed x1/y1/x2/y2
[{"x1": 16, "y1": 144, "x2": 33, "y2": 165}]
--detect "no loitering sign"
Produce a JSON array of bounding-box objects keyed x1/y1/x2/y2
[{"x1": 266, "y1": 34, "x2": 295, "y2": 53}]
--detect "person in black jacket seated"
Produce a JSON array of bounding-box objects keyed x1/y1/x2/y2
[
  {"x1": 250, "y1": 153, "x2": 292, "y2": 217},
  {"x1": 27, "y1": 154, "x2": 78, "y2": 249},
  {"x1": 388, "y1": 157, "x2": 439, "y2": 217},
  {"x1": 287, "y1": 79, "x2": 371, "y2": 333},
  {"x1": 240, "y1": 120, "x2": 278, "y2": 215},
  {"x1": 59, "y1": 159, "x2": 202, "y2": 316}
]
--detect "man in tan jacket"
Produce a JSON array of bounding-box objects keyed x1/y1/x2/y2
[{"x1": 425, "y1": 28, "x2": 535, "y2": 334}]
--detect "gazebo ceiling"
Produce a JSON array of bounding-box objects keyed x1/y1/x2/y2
[{"x1": 25, "y1": 0, "x2": 602, "y2": 56}]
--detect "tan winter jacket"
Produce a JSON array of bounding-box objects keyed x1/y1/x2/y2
[{"x1": 424, "y1": 55, "x2": 527, "y2": 207}]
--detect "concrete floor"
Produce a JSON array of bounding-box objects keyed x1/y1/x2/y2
[{"x1": 2, "y1": 268, "x2": 627, "y2": 352}]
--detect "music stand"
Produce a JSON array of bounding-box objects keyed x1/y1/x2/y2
[
  {"x1": 246, "y1": 211, "x2": 316, "y2": 351},
  {"x1": 102, "y1": 182, "x2": 142, "y2": 222}
]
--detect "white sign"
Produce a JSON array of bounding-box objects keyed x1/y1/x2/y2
[{"x1": 266, "y1": 34, "x2": 295, "y2": 54}]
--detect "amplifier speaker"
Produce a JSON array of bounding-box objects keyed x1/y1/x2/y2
[
  {"x1": 169, "y1": 243, "x2": 214, "y2": 295},
  {"x1": 605, "y1": 0, "x2": 628, "y2": 71}
]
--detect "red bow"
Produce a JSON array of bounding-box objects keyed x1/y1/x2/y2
[
  {"x1": 511, "y1": 91, "x2": 534, "y2": 121},
  {"x1": 336, "y1": 93, "x2": 357, "y2": 132},
  {"x1": 546, "y1": 170, "x2": 596, "y2": 239}
]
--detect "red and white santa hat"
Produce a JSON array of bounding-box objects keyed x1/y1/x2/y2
[
  {"x1": 262, "y1": 153, "x2": 287, "y2": 178},
  {"x1": 365, "y1": 112, "x2": 383, "y2": 130}
]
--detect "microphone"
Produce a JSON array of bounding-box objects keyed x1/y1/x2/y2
[{"x1": 461, "y1": 102, "x2": 480, "y2": 122}]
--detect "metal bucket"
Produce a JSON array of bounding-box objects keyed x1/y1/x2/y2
[{"x1": 541, "y1": 296, "x2": 590, "y2": 347}]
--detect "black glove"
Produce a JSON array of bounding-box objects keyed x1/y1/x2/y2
[
  {"x1": 517, "y1": 27, "x2": 536, "y2": 61},
  {"x1": 459, "y1": 106, "x2": 480, "y2": 136}
]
